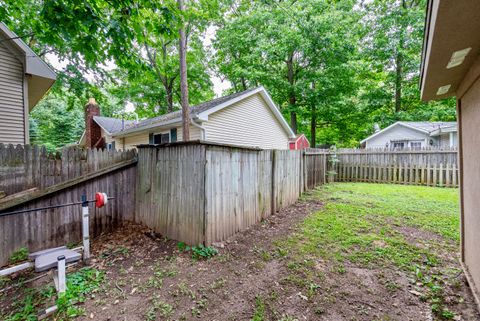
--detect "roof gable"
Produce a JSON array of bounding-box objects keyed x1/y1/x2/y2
[
  {"x1": 0, "y1": 22, "x2": 56, "y2": 109},
  {"x1": 113, "y1": 87, "x2": 295, "y2": 138},
  {"x1": 361, "y1": 121, "x2": 457, "y2": 144}
]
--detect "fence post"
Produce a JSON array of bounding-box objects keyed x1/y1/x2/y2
[{"x1": 271, "y1": 150, "x2": 276, "y2": 215}]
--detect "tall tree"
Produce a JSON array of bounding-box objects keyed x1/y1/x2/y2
[
  {"x1": 178, "y1": 0, "x2": 190, "y2": 141},
  {"x1": 213, "y1": 0, "x2": 360, "y2": 144}
]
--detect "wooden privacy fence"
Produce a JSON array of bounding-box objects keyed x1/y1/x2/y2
[
  {"x1": 135, "y1": 142, "x2": 328, "y2": 246},
  {"x1": 0, "y1": 144, "x2": 136, "y2": 196},
  {"x1": 334, "y1": 148, "x2": 459, "y2": 187},
  {"x1": 0, "y1": 148, "x2": 137, "y2": 267}
]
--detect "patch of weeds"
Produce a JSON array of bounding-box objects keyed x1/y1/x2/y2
[
  {"x1": 178, "y1": 242, "x2": 218, "y2": 260},
  {"x1": 9, "y1": 247, "x2": 28, "y2": 264},
  {"x1": 307, "y1": 282, "x2": 321, "y2": 298},
  {"x1": 414, "y1": 265, "x2": 457, "y2": 320},
  {"x1": 56, "y1": 268, "x2": 105, "y2": 319},
  {"x1": 282, "y1": 274, "x2": 307, "y2": 288},
  {"x1": 275, "y1": 247, "x2": 289, "y2": 258},
  {"x1": 100, "y1": 246, "x2": 129, "y2": 260},
  {"x1": 145, "y1": 276, "x2": 163, "y2": 289},
  {"x1": 210, "y1": 277, "x2": 226, "y2": 291},
  {"x1": 253, "y1": 246, "x2": 272, "y2": 262},
  {"x1": 314, "y1": 306, "x2": 325, "y2": 315},
  {"x1": 177, "y1": 241, "x2": 188, "y2": 252},
  {"x1": 335, "y1": 264, "x2": 346, "y2": 274},
  {"x1": 251, "y1": 296, "x2": 266, "y2": 321},
  {"x1": 191, "y1": 245, "x2": 218, "y2": 260},
  {"x1": 191, "y1": 306, "x2": 200, "y2": 317},
  {"x1": 385, "y1": 281, "x2": 400, "y2": 292},
  {"x1": 145, "y1": 295, "x2": 174, "y2": 320},
  {"x1": 6, "y1": 268, "x2": 104, "y2": 321},
  {"x1": 176, "y1": 282, "x2": 196, "y2": 299},
  {"x1": 0, "y1": 275, "x2": 8, "y2": 287},
  {"x1": 195, "y1": 297, "x2": 208, "y2": 310}
]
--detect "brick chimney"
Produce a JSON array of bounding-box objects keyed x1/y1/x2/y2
[{"x1": 85, "y1": 98, "x2": 103, "y2": 148}]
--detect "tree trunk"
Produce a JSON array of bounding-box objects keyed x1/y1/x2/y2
[
  {"x1": 166, "y1": 86, "x2": 174, "y2": 113},
  {"x1": 178, "y1": 0, "x2": 190, "y2": 141},
  {"x1": 286, "y1": 53, "x2": 297, "y2": 134},
  {"x1": 241, "y1": 77, "x2": 247, "y2": 91},
  {"x1": 310, "y1": 104, "x2": 316, "y2": 148},
  {"x1": 395, "y1": 48, "x2": 402, "y2": 113}
]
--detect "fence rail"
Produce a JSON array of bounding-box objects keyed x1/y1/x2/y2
[{"x1": 0, "y1": 144, "x2": 136, "y2": 196}]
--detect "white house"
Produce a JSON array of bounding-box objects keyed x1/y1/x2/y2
[
  {"x1": 360, "y1": 121, "x2": 457, "y2": 149},
  {"x1": 79, "y1": 87, "x2": 296, "y2": 150},
  {"x1": 0, "y1": 22, "x2": 56, "y2": 145}
]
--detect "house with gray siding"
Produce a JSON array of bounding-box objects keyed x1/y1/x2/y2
[
  {"x1": 0, "y1": 22, "x2": 56, "y2": 145},
  {"x1": 361, "y1": 121, "x2": 457, "y2": 149},
  {"x1": 79, "y1": 87, "x2": 296, "y2": 150}
]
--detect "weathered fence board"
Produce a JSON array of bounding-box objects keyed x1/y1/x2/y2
[
  {"x1": 136, "y1": 143, "x2": 327, "y2": 246},
  {"x1": 0, "y1": 144, "x2": 136, "y2": 196},
  {"x1": 334, "y1": 148, "x2": 458, "y2": 187},
  {"x1": 304, "y1": 152, "x2": 328, "y2": 189},
  {"x1": 135, "y1": 145, "x2": 206, "y2": 245},
  {"x1": 0, "y1": 162, "x2": 137, "y2": 267}
]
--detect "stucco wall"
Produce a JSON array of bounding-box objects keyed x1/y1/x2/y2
[
  {"x1": 460, "y1": 76, "x2": 480, "y2": 297},
  {"x1": 366, "y1": 125, "x2": 429, "y2": 148}
]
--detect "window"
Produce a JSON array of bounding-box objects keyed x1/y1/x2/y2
[
  {"x1": 107, "y1": 141, "x2": 115, "y2": 150},
  {"x1": 153, "y1": 133, "x2": 170, "y2": 144},
  {"x1": 410, "y1": 141, "x2": 422, "y2": 150},
  {"x1": 149, "y1": 128, "x2": 179, "y2": 145},
  {"x1": 392, "y1": 142, "x2": 405, "y2": 149},
  {"x1": 170, "y1": 128, "x2": 177, "y2": 142}
]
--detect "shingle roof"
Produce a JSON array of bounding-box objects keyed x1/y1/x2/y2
[
  {"x1": 121, "y1": 87, "x2": 260, "y2": 132},
  {"x1": 94, "y1": 116, "x2": 136, "y2": 134},
  {"x1": 399, "y1": 121, "x2": 457, "y2": 133},
  {"x1": 361, "y1": 121, "x2": 457, "y2": 144}
]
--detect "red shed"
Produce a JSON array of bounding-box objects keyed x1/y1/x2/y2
[{"x1": 289, "y1": 134, "x2": 310, "y2": 150}]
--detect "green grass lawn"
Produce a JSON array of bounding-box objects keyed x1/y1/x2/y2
[{"x1": 280, "y1": 183, "x2": 463, "y2": 320}]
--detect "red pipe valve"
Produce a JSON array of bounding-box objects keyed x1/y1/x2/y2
[{"x1": 95, "y1": 192, "x2": 108, "y2": 208}]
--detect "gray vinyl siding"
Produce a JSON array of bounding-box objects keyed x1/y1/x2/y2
[
  {"x1": 202, "y1": 93, "x2": 290, "y2": 149},
  {"x1": 0, "y1": 41, "x2": 25, "y2": 145},
  {"x1": 366, "y1": 125, "x2": 429, "y2": 148}
]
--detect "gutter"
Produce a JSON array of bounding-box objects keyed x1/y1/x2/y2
[
  {"x1": 419, "y1": 0, "x2": 434, "y2": 95},
  {"x1": 190, "y1": 117, "x2": 206, "y2": 140}
]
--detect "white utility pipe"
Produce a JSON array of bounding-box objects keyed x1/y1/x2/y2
[
  {"x1": 190, "y1": 118, "x2": 206, "y2": 140},
  {"x1": 82, "y1": 203, "x2": 90, "y2": 264}
]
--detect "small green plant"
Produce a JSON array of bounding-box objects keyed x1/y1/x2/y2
[
  {"x1": 177, "y1": 242, "x2": 218, "y2": 260},
  {"x1": 251, "y1": 296, "x2": 266, "y2": 321},
  {"x1": 177, "y1": 241, "x2": 188, "y2": 252},
  {"x1": 9, "y1": 247, "x2": 28, "y2": 264},
  {"x1": 191, "y1": 245, "x2": 218, "y2": 259}
]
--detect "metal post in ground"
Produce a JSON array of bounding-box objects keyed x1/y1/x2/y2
[
  {"x1": 56, "y1": 255, "x2": 66, "y2": 293},
  {"x1": 81, "y1": 194, "x2": 90, "y2": 264}
]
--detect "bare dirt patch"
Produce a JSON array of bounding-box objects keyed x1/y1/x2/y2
[{"x1": 1, "y1": 194, "x2": 478, "y2": 321}]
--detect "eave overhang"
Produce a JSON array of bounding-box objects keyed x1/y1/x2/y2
[{"x1": 420, "y1": 0, "x2": 480, "y2": 101}]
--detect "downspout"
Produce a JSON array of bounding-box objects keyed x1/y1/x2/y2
[{"x1": 190, "y1": 117, "x2": 206, "y2": 141}]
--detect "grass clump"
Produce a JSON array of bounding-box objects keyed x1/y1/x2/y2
[
  {"x1": 9, "y1": 247, "x2": 28, "y2": 264},
  {"x1": 251, "y1": 296, "x2": 266, "y2": 321}
]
